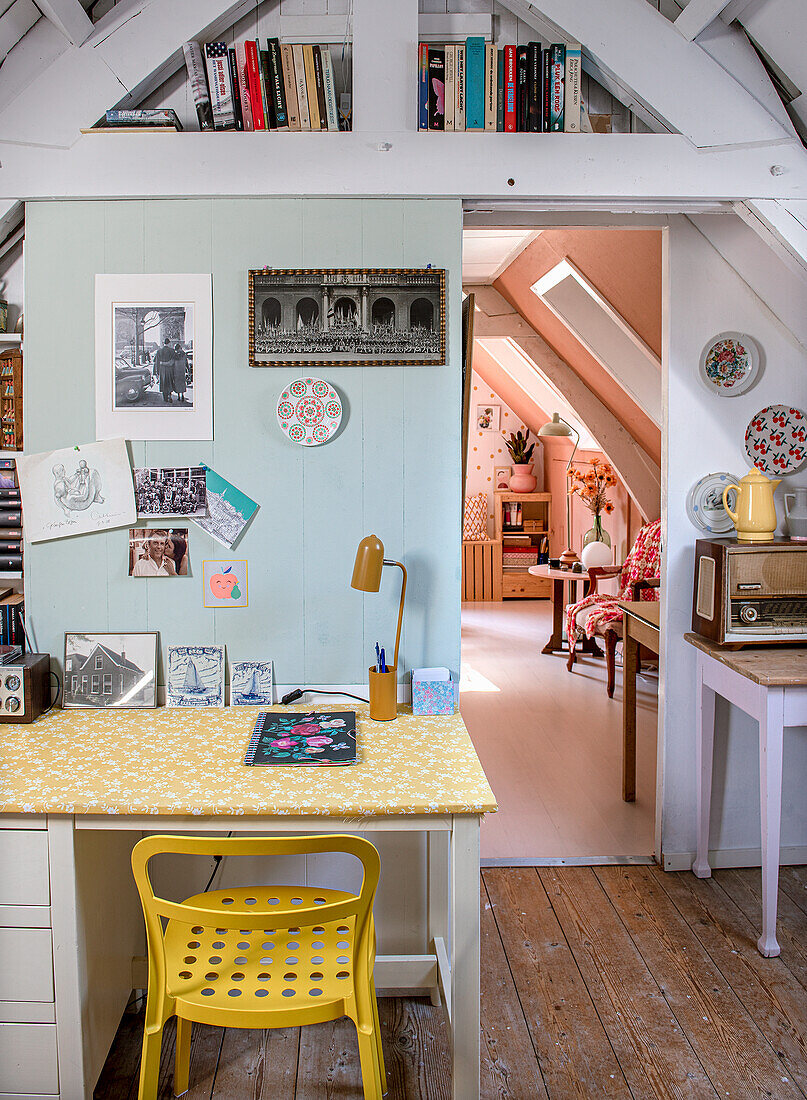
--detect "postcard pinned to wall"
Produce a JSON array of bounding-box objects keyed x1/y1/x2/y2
[
  {"x1": 166, "y1": 644, "x2": 224, "y2": 707},
  {"x1": 203, "y1": 560, "x2": 247, "y2": 607},
  {"x1": 230, "y1": 660, "x2": 273, "y2": 706},
  {"x1": 17, "y1": 438, "x2": 136, "y2": 543},
  {"x1": 192, "y1": 466, "x2": 258, "y2": 550}
]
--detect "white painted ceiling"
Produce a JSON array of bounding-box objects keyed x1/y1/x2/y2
[{"x1": 462, "y1": 228, "x2": 541, "y2": 284}]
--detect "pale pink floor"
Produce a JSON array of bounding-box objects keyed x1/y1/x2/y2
[{"x1": 460, "y1": 601, "x2": 658, "y2": 862}]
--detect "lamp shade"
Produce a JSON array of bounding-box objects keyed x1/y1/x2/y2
[
  {"x1": 351, "y1": 534, "x2": 385, "y2": 592},
  {"x1": 537, "y1": 412, "x2": 574, "y2": 438}
]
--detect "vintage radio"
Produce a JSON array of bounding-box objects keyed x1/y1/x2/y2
[
  {"x1": 692, "y1": 538, "x2": 807, "y2": 645},
  {"x1": 0, "y1": 653, "x2": 51, "y2": 723}
]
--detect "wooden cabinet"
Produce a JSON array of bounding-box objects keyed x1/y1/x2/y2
[
  {"x1": 0, "y1": 350, "x2": 22, "y2": 451},
  {"x1": 494, "y1": 492, "x2": 552, "y2": 600}
]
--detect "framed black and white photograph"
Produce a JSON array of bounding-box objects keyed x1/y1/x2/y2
[
  {"x1": 63, "y1": 631, "x2": 158, "y2": 709},
  {"x1": 134, "y1": 466, "x2": 207, "y2": 517},
  {"x1": 249, "y1": 268, "x2": 446, "y2": 367},
  {"x1": 95, "y1": 274, "x2": 212, "y2": 441}
]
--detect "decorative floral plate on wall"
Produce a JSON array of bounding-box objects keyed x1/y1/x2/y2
[
  {"x1": 744, "y1": 405, "x2": 807, "y2": 475},
  {"x1": 698, "y1": 332, "x2": 760, "y2": 396},
  {"x1": 276, "y1": 377, "x2": 342, "y2": 446}
]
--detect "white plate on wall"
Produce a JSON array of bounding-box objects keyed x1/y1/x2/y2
[
  {"x1": 276, "y1": 378, "x2": 342, "y2": 447},
  {"x1": 698, "y1": 332, "x2": 760, "y2": 397},
  {"x1": 686, "y1": 471, "x2": 741, "y2": 535}
]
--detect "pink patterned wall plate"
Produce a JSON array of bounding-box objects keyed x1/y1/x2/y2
[
  {"x1": 744, "y1": 405, "x2": 807, "y2": 475},
  {"x1": 276, "y1": 378, "x2": 342, "y2": 447}
]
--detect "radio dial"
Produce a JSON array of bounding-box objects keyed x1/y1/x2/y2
[{"x1": 740, "y1": 604, "x2": 759, "y2": 623}]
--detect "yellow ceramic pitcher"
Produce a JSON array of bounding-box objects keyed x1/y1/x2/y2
[{"x1": 722, "y1": 468, "x2": 781, "y2": 542}]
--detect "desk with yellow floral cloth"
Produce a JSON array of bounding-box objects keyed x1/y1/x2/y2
[{"x1": 0, "y1": 704, "x2": 496, "y2": 1100}]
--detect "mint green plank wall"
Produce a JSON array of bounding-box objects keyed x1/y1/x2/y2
[{"x1": 24, "y1": 198, "x2": 462, "y2": 687}]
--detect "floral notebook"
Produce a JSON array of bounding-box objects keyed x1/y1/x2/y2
[{"x1": 244, "y1": 711, "x2": 357, "y2": 766}]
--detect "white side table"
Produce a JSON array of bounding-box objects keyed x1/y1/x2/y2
[{"x1": 686, "y1": 633, "x2": 807, "y2": 957}]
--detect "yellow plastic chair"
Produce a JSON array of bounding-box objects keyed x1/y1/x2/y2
[{"x1": 131, "y1": 834, "x2": 386, "y2": 1099}]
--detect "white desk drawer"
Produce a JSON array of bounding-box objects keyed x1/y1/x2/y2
[
  {"x1": 0, "y1": 929, "x2": 53, "y2": 1002},
  {"x1": 0, "y1": 1024, "x2": 58, "y2": 1094},
  {"x1": 0, "y1": 834, "x2": 49, "y2": 906}
]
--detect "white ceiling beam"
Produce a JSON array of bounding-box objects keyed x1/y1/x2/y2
[
  {"x1": 34, "y1": 0, "x2": 92, "y2": 46},
  {"x1": 736, "y1": 198, "x2": 807, "y2": 278},
  {"x1": 673, "y1": 0, "x2": 731, "y2": 41},
  {"x1": 0, "y1": 0, "x2": 39, "y2": 62},
  {"x1": 495, "y1": 0, "x2": 795, "y2": 148}
]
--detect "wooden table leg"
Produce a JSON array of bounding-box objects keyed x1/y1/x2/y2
[
  {"x1": 758, "y1": 688, "x2": 784, "y2": 957},
  {"x1": 450, "y1": 815, "x2": 480, "y2": 1099},
  {"x1": 542, "y1": 577, "x2": 566, "y2": 654},
  {"x1": 622, "y1": 623, "x2": 638, "y2": 802},
  {"x1": 692, "y1": 654, "x2": 716, "y2": 878}
]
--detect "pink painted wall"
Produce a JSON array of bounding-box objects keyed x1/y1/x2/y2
[{"x1": 495, "y1": 228, "x2": 662, "y2": 469}]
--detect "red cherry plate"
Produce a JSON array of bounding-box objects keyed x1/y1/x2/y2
[{"x1": 744, "y1": 405, "x2": 807, "y2": 475}]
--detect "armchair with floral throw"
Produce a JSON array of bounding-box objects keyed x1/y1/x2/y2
[{"x1": 565, "y1": 518, "x2": 662, "y2": 698}]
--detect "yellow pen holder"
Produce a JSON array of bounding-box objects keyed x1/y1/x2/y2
[{"x1": 369, "y1": 666, "x2": 397, "y2": 722}]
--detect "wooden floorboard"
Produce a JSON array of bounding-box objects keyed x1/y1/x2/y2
[{"x1": 95, "y1": 867, "x2": 807, "y2": 1100}]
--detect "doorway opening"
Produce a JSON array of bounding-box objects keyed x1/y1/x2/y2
[{"x1": 459, "y1": 216, "x2": 664, "y2": 866}]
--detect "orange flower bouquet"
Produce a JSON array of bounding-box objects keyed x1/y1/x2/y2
[{"x1": 569, "y1": 459, "x2": 617, "y2": 545}]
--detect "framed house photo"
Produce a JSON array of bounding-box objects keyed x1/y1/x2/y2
[
  {"x1": 249, "y1": 268, "x2": 446, "y2": 367},
  {"x1": 63, "y1": 632, "x2": 158, "y2": 709},
  {"x1": 95, "y1": 273, "x2": 213, "y2": 441}
]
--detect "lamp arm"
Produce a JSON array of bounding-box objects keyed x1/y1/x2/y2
[
  {"x1": 560, "y1": 418, "x2": 580, "y2": 556},
  {"x1": 384, "y1": 559, "x2": 407, "y2": 673}
]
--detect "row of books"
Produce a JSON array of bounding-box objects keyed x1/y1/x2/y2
[
  {"x1": 503, "y1": 501, "x2": 526, "y2": 528},
  {"x1": 0, "y1": 462, "x2": 21, "y2": 574},
  {"x1": 0, "y1": 593, "x2": 25, "y2": 651},
  {"x1": 418, "y1": 38, "x2": 581, "y2": 133},
  {"x1": 183, "y1": 39, "x2": 345, "y2": 133}
]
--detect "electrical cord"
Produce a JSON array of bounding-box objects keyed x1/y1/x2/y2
[
  {"x1": 44, "y1": 670, "x2": 61, "y2": 715},
  {"x1": 281, "y1": 688, "x2": 368, "y2": 705},
  {"x1": 203, "y1": 830, "x2": 233, "y2": 893}
]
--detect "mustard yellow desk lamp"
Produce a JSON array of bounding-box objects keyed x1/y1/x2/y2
[{"x1": 351, "y1": 534, "x2": 407, "y2": 721}]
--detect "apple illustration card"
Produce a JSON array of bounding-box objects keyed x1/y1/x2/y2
[{"x1": 203, "y1": 559, "x2": 248, "y2": 607}]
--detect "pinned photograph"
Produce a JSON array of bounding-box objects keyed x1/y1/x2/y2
[
  {"x1": 230, "y1": 660, "x2": 273, "y2": 706},
  {"x1": 166, "y1": 644, "x2": 224, "y2": 707},
  {"x1": 192, "y1": 466, "x2": 258, "y2": 551},
  {"x1": 134, "y1": 466, "x2": 207, "y2": 517},
  {"x1": 63, "y1": 632, "x2": 157, "y2": 709},
  {"x1": 17, "y1": 438, "x2": 136, "y2": 543},
  {"x1": 203, "y1": 560, "x2": 247, "y2": 607},
  {"x1": 129, "y1": 528, "x2": 190, "y2": 576},
  {"x1": 95, "y1": 273, "x2": 212, "y2": 441},
  {"x1": 477, "y1": 404, "x2": 500, "y2": 431}
]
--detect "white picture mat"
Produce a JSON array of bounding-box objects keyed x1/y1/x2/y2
[
  {"x1": 95, "y1": 274, "x2": 213, "y2": 441},
  {"x1": 17, "y1": 437, "x2": 136, "y2": 543}
]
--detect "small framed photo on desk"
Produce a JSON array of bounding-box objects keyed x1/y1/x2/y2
[{"x1": 63, "y1": 631, "x2": 158, "y2": 709}]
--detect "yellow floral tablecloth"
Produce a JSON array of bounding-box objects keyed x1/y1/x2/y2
[{"x1": 0, "y1": 704, "x2": 497, "y2": 817}]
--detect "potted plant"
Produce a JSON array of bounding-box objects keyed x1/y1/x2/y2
[
  {"x1": 503, "y1": 429, "x2": 537, "y2": 493},
  {"x1": 569, "y1": 459, "x2": 617, "y2": 565}
]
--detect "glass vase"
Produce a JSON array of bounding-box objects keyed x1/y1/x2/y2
[{"x1": 582, "y1": 515, "x2": 611, "y2": 548}]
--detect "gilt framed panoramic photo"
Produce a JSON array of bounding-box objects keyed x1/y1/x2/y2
[{"x1": 249, "y1": 268, "x2": 446, "y2": 367}]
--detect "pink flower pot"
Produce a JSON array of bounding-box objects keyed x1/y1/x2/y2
[{"x1": 509, "y1": 463, "x2": 537, "y2": 493}]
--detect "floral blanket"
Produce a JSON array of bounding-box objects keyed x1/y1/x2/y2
[{"x1": 565, "y1": 519, "x2": 661, "y2": 645}]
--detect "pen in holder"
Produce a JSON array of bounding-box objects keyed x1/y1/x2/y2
[{"x1": 369, "y1": 665, "x2": 397, "y2": 722}]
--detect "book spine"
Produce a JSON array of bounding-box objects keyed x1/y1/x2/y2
[
  {"x1": 204, "y1": 43, "x2": 236, "y2": 130},
  {"x1": 260, "y1": 49, "x2": 277, "y2": 129},
  {"x1": 0, "y1": 488, "x2": 20, "y2": 500},
  {"x1": 564, "y1": 42, "x2": 581, "y2": 132},
  {"x1": 465, "y1": 36, "x2": 485, "y2": 130},
  {"x1": 527, "y1": 42, "x2": 542, "y2": 132},
  {"x1": 516, "y1": 46, "x2": 528, "y2": 132},
  {"x1": 504, "y1": 45, "x2": 516, "y2": 132},
  {"x1": 228, "y1": 48, "x2": 244, "y2": 130},
  {"x1": 418, "y1": 42, "x2": 429, "y2": 131},
  {"x1": 267, "y1": 38, "x2": 289, "y2": 130},
  {"x1": 183, "y1": 42, "x2": 214, "y2": 131},
  {"x1": 0, "y1": 511, "x2": 21, "y2": 527},
  {"x1": 302, "y1": 45, "x2": 321, "y2": 131},
  {"x1": 496, "y1": 47, "x2": 504, "y2": 131},
  {"x1": 280, "y1": 44, "x2": 300, "y2": 131},
  {"x1": 543, "y1": 48, "x2": 551, "y2": 131},
  {"x1": 484, "y1": 43, "x2": 496, "y2": 131},
  {"x1": 312, "y1": 45, "x2": 328, "y2": 130},
  {"x1": 427, "y1": 47, "x2": 445, "y2": 130},
  {"x1": 549, "y1": 43, "x2": 565, "y2": 131},
  {"x1": 0, "y1": 553, "x2": 22, "y2": 570},
  {"x1": 245, "y1": 41, "x2": 266, "y2": 130},
  {"x1": 320, "y1": 46, "x2": 340, "y2": 132},
  {"x1": 444, "y1": 44, "x2": 456, "y2": 132},
  {"x1": 293, "y1": 44, "x2": 311, "y2": 130},
  {"x1": 235, "y1": 43, "x2": 253, "y2": 130},
  {"x1": 0, "y1": 540, "x2": 21, "y2": 552},
  {"x1": 455, "y1": 44, "x2": 465, "y2": 131}
]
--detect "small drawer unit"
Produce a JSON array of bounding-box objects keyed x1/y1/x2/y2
[{"x1": 0, "y1": 831, "x2": 50, "y2": 907}]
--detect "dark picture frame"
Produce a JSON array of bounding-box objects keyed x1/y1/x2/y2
[
  {"x1": 63, "y1": 631, "x2": 158, "y2": 709},
  {"x1": 249, "y1": 267, "x2": 446, "y2": 367}
]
